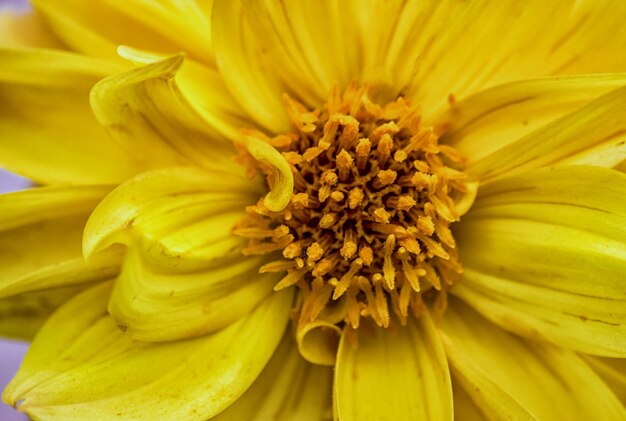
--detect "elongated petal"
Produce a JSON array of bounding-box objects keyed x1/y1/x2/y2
[
  {"x1": 455, "y1": 166, "x2": 626, "y2": 356},
  {"x1": 451, "y1": 380, "x2": 486, "y2": 421},
  {"x1": 384, "y1": 0, "x2": 626, "y2": 116},
  {"x1": 108, "y1": 246, "x2": 275, "y2": 341},
  {"x1": 439, "y1": 74, "x2": 626, "y2": 162},
  {"x1": 83, "y1": 166, "x2": 260, "y2": 263},
  {"x1": 212, "y1": 0, "x2": 289, "y2": 133},
  {"x1": 113, "y1": 46, "x2": 251, "y2": 143},
  {"x1": 0, "y1": 284, "x2": 88, "y2": 341},
  {"x1": 584, "y1": 356, "x2": 626, "y2": 405},
  {"x1": 240, "y1": 0, "x2": 362, "y2": 106},
  {"x1": 32, "y1": 0, "x2": 213, "y2": 64},
  {"x1": 90, "y1": 55, "x2": 237, "y2": 172},
  {"x1": 0, "y1": 49, "x2": 136, "y2": 184},
  {"x1": 214, "y1": 332, "x2": 333, "y2": 421},
  {"x1": 3, "y1": 282, "x2": 293, "y2": 420},
  {"x1": 466, "y1": 87, "x2": 626, "y2": 182},
  {"x1": 0, "y1": 185, "x2": 121, "y2": 299},
  {"x1": 335, "y1": 314, "x2": 453, "y2": 421},
  {"x1": 442, "y1": 298, "x2": 626, "y2": 420}
]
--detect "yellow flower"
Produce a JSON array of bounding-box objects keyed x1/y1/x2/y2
[{"x1": 2, "y1": 1, "x2": 626, "y2": 420}]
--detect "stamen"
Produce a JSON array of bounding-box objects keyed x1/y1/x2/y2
[{"x1": 236, "y1": 85, "x2": 467, "y2": 330}]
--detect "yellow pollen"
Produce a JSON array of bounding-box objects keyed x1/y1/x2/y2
[{"x1": 235, "y1": 83, "x2": 468, "y2": 329}]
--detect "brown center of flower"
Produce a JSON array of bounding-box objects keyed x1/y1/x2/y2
[{"x1": 235, "y1": 84, "x2": 468, "y2": 330}]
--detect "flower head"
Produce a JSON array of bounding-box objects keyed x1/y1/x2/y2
[{"x1": 1, "y1": 1, "x2": 626, "y2": 420}]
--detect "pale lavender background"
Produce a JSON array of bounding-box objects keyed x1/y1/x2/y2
[
  {"x1": 0, "y1": 170, "x2": 32, "y2": 420},
  {"x1": 0, "y1": 0, "x2": 29, "y2": 12}
]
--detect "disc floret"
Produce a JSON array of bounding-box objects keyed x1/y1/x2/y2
[{"x1": 236, "y1": 84, "x2": 468, "y2": 329}]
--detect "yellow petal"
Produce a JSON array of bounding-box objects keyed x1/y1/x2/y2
[
  {"x1": 108, "y1": 246, "x2": 275, "y2": 341},
  {"x1": 3, "y1": 282, "x2": 293, "y2": 420},
  {"x1": 90, "y1": 54, "x2": 237, "y2": 172},
  {"x1": 442, "y1": 298, "x2": 626, "y2": 420},
  {"x1": 450, "y1": 380, "x2": 486, "y2": 421},
  {"x1": 116, "y1": 45, "x2": 250, "y2": 142},
  {"x1": 83, "y1": 167, "x2": 260, "y2": 264},
  {"x1": 584, "y1": 356, "x2": 626, "y2": 405},
  {"x1": 0, "y1": 8, "x2": 64, "y2": 49},
  {"x1": 32, "y1": 0, "x2": 213, "y2": 64},
  {"x1": 235, "y1": 0, "x2": 362, "y2": 106},
  {"x1": 388, "y1": 1, "x2": 626, "y2": 116},
  {"x1": 296, "y1": 319, "x2": 342, "y2": 366},
  {"x1": 214, "y1": 332, "x2": 333, "y2": 421},
  {"x1": 455, "y1": 166, "x2": 626, "y2": 356},
  {"x1": 466, "y1": 86, "x2": 626, "y2": 182},
  {"x1": 212, "y1": 0, "x2": 289, "y2": 133},
  {"x1": 0, "y1": 185, "x2": 121, "y2": 299},
  {"x1": 335, "y1": 314, "x2": 453, "y2": 421},
  {"x1": 0, "y1": 48, "x2": 136, "y2": 184},
  {"x1": 240, "y1": 135, "x2": 294, "y2": 211},
  {"x1": 439, "y1": 73, "x2": 626, "y2": 163},
  {"x1": 0, "y1": 284, "x2": 88, "y2": 341}
]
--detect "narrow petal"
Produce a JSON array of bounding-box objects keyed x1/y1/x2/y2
[
  {"x1": 442, "y1": 298, "x2": 626, "y2": 420},
  {"x1": 237, "y1": 0, "x2": 362, "y2": 106},
  {"x1": 584, "y1": 356, "x2": 626, "y2": 405},
  {"x1": 0, "y1": 49, "x2": 136, "y2": 184},
  {"x1": 3, "y1": 282, "x2": 293, "y2": 420},
  {"x1": 115, "y1": 46, "x2": 250, "y2": 142},
  {"x1": 108, "y1": 246, "x2": 275, "y2": 341},
  {"x1": 0, "y1": 8, "x2": 64, "y2": 49},
  {"x1": 385, "y1": 0, "x2": 626, "y2": 116},
  {"x1": 0, "y1": 185, "x2": 121, "y2": 299},
  {"x1": 214, "y1": 332, "x2": 333, "y2": 421},
  {"x1": 455, "y1": 166, "x2": 626, "y2": 356},
  {"x1": 212, "y1": 0, "x2": 289, "y2": 133},
  {"x1": 439, "y1": 74, "x2": 626, "y2": 162},
  {"x1": 451, "y1": 380, "x2": 486, "y2": 421},
  {"x1": 83, "y1": 166, "x2": 260, "y2": 262},
  {"x1": 0, "y1": 284, "x2": 88, "y2": 341},
  {"x1": 465, "y1": 87, "x2": 626, "y2": 182},
  {"x1": 90, "y1": 55, "x2": 237, "y2": 173},
  {"x1": 335, "y1": 314, "x2": 453, "y2": 421},
  {"x1": 31, "y1": 0, "x2": 213, "y2": 64}
]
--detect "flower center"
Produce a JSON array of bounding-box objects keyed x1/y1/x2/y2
[{"x1": 235, "y1": 84, "x2": 468, "y2": 330}]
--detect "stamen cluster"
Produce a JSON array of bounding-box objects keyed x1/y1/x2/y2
[{"x1": 236, "y1": 84, "x2": 468, "y2": 329}]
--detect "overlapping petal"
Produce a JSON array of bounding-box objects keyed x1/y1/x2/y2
[
  {"x1": 584, "y1": 356, "x2": 626, "y2": 405},
  {"x1": 334, "y1": 313, "x2": 452, "y2": 421},
  {"x1": 212, "y1": 0, "x2": 290, "y2": 133},
  {"x1": 0, "y1": 185, "x2": 121, "y2": 299},
  {"x1": 439, "y1": 74, "x2": 626, "y2": 163},
  {"x1": 442, "y1": 298, "x2": 626, "y2": 420},
  {"x1": 399, "y1": 0, "x2": 626, "y2": 115},
  {"x1": 108, "y1": 247, "x2": 275, "y2": 342},
  {"x1": 83, "y1": 166, "x2": 260, "y2": 262},
  {"x1": 0, "y1": 48, "x2": 136, "y2": 184},
  {"x1": 214, "y1": 332, "x2": 333, "y2": 420},
  {"x1": 90, "y1": 55, "x2": 240, "y2": 172},
  {"x1": 465, "y1": 86, "x2": 626, "y2": 182},
  {"x1": 0, "y1": 284, "x2": 88, "y2": 341},
  {"x1": 32, "y1": 0, "x2": 213, "y2": 64},
  {"x1": 3, "y1": 282, "x2": 293, "y2": 420},
  {"x1": 454, "y1": 165, "x2": 626, "y2": 356},
  {"x1": 211, "y1": 0, "x2": 626, "y2": 124}
]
